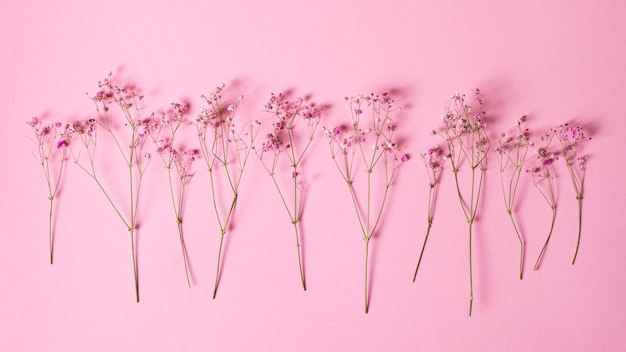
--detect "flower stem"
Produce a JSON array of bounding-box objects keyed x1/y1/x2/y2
[
  {"x1": 508, "y1": 211, "x2": 524, "y2": 280},
  {"x1": 572, "y1": 196, "x2": 583, "y2": 265},
  {"x1": 534, "y1": 206, "x2": 556, "y2": 270},
  {"x1": 292, "y1": 163, "x2": 306, "y2": 291},
  {"x1": 293, "y1": 221, "x2": 306, "y2": 291},
  {"x1": 168, "y1": 169, "x2": 191, "y2": 287},
  {"x1": 364, "y1": 237, "x2": 370, "y2": 314},
  {"x1": 177, "y1": 221, "x2": 191, "y2": 288},
  {"x1": 468, "y1": 221, "x2": 474, "y2": 317},
  {"x1": 413, "y1": 221, "x2": 432, "y2": 282},
  {"x1": 130, "y1": 229, "x2": 139, "y2": 302},
  {"x1": 213, "y1": 232, "x2": 225, "y2": 299},
  {"x1": 48, "y1": 196, "x2": 54, "y2": 265}
]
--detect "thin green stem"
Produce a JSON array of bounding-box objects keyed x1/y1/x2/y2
[
  {"x1": 213, "y1": 232, "x2": 225, "y2": 299},
  {"x1": 293, "y1": 220, "x2": 306, "y2": 291},
  {"x1": 84, "y1": 170, "x2": 131, "y2": 231},
  {"x1": 534, "y1": 206, "x2": 557, "y2": 270},
  {"x1": 413, "y1": 220, "x2": 432, "y2": 282},
  {"x1": 508, "y1": 211, "x2": 524, "y2": 280},
  {"x1": 366, "y1": 170, "x2": 372, "y2": 237},
  {"x1": 127, "y1": 129, "x2": 141, "y2": 303},
  {"x1": 177, "y1": 220, "x2": 191, "y2": 288},
  {"x1": 292, "y1": 162, "x2": 306, "y2": 291},
  {"x1": 269, "y1": 172, "x2": 294, "y2": 220},
  {"x1": 130, "y1": 229, "x2": 139, "y2": 303},
  {"x1": 48, "y1": 196, "x2": 54, "y2": 264},
  {"x1": 414, "y1": 182, "x2": 437, "y2": 281},
  {"x1": 208, "y1": 170, "x2": 225, "y2": 230},
  {"x1": 572, "y1": 196, "x2": 583, "y2": 265},
  {"x1": 452, "y1": 168, "x2": 470, "y2": 220},
  {"x1": 347, "y1": 181, "x2": 367, "y2": 236},
  {"x1": 364, "y1": 238, "x2": 370, "y2": 314},
  {"x1": 500, "y1": 166, "x2": 524, "y2": 280},
  {"x1": 468, "y1": 221, "x2": 474, "y2": 317},
  {"x1": 166, "y1": 168, "x2": 190, "y2": 287}
]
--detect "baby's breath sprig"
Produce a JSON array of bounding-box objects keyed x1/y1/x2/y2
[
  {"x1": 527, "y1": 131, "x2": 558, "y2": 271},
  {"x1": 27, "y1": 117, "x2": 74, "y2": 264},
  {"x1": 196, "y1": 84, "x2": 260, "y2": 299},
  {"x1": 412, "y1": 144, "x2": 444, "y2": 281},
  {"x1": 71, "y1": 72, "x2": 151, "y2": 302},
  {"x1": 255, "y1": 92, "x2": 323, "y2": 291},
  {"x1": 435, "y1": 89, "x2": 490, "y2": 316},
  {"x1": 147, "y1": 102, "x2": 196, "y2": 287},
  {"x1": 495, "y1": 116, "x2": 532, "y2": 279},
  {"x1": 324, "y1": 92, "x2": 408, "y2": 313},
  {"x1": 552, "y1": 123, "x2": 591, "y2": 264}
]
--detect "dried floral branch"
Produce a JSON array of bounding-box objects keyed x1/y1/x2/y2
[
  {"x1": 27, "y1": 117, "x2": 73, "y2": 264},
  {"x1": 256, "y1": 92, "x2": 323, "y2": 291},
  {"x1": 196, "y1": 84, "x2": 260, "y2": 299},
  {"x1": 147, "y1": 102, "x2": 196, "y2": 287},
  {"x1": 435, "y1": 89, "x2": 490, "y2": 316},
  {"x1": 412, "y1": 144, "x2": 443, "y2": 281},
  {"x1": 552, "y1": 123, "x2": 590, "y2": 264},
  {"x1": 324, "y1": 92, "x2": 408, "y2": 313},
  {"x1": 495, "y1": 116, "x2": 532, "y2": 279},
  {"x1": 71, "y1": 72, "x2": 151, "y2": 302},
  {"x1": 527, "y1": 131, "x2": 558, "y2": 271}
]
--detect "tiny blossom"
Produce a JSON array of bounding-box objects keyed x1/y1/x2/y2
[
  {"x1": 261, "y1": 133, "x2": 283, "y2": 153},
  {"x1": 423, "y1": 144, "x2": 444, "y2": 171}
]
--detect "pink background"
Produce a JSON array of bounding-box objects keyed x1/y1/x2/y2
[{"x1": 2, "y1": 0, "x2": 625, "y2": 350}]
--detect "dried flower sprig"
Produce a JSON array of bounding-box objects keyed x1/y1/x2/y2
[
  {"x1": 147, "y1": 102, "x2": 195, "y2": 287},
  {"x1": 435, "y1": 89, "x2": 490, "y2": 316},
  {"x1": 412, "y1": 144, "x2": 444, "y2": 282},
  {"x1": 324, "y1": 92, "x2": 408, "y2": 313},
  {"x1": 71, "y1": 72, "x2": 151, "y2": 302},
  {"x1": 27, "y1": 117, "x2": 74, "y2": 264},
  {"x1": 256, "y1": 92, "x2": 323, "y2": 291},
  {"x1": 196, "y1": 84, "x2": 260, "y2": 299},
  {"x1": 495, "y1": 116, "x2": 532, "y2": 279},
  {"x1": 527, "y1": 132, "x2": 558, "y2": 270},
  {"x1": 553, "y1": 123, "x2": 591, "y2": 264}
]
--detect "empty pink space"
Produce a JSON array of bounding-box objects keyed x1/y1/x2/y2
[{"x1": 2, "y1": 0, "x2": 625, "y2": 351}]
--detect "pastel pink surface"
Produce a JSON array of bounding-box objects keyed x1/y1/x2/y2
[{"x1": 2, "y1": 0, "x2": 625, "y2": 351}]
